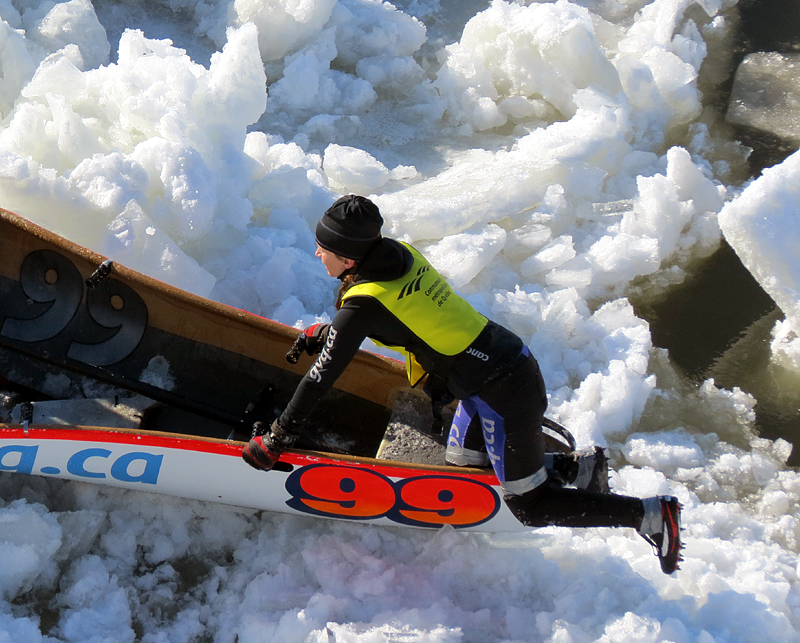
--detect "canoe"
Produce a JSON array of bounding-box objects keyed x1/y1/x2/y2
[{"x1": 0, "y1": 207, "x2": 571, "y2": 532}]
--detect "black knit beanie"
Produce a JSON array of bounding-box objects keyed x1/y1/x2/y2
[{"x1": 315, "y1": 195, "x2": 383, "y2": 260}]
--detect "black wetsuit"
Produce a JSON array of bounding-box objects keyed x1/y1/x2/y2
[{"x1": 281, "y1": 238, "x2": 645, "y2": 530}]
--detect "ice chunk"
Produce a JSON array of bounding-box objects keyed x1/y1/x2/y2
[
  {"x1": 131, "y1": 138, "x2": 217, "y2": 241},
  {"x1": 0, "y1": 500, "x2": 61, "y2": 599},
  {"x1": 329, "y1": 0, "x2": 426, "y2": 68},
  {"x1": 521, "y1": 235, "x2": 576, "y2": 277},
  {"x1": 227, "y1": 0, "x2": 337, "y2": 61},
  {"x1": 21, "y1": 0, "x2": 110, "y2": 69},
  {"x1": 433, "y1": 0, "x2": 621, "y2": 130},
  {"x1": 139, "y1": 355, "x2": 176, "y2": 391},
  {"x1": 726, "y1": 52, "x2": 800, "y2": 144},
  {"x1": 719, "y1": 149, "x2": 800, "y2": 370},
  {"x1": 267, "y1": 28, "x2": 377, "y2": 114},
  {"x1": 424, "y1": 224, "x2": 507, "y2": 288},
  {"x1": 0, "y1": 20, "x2": 37, "y2": 118},
  {"x1": 323, "y1": 144, "x2": 415, "y2": 193},
  {"x1": 104, "y1": 200, "x2": 216, "y2": 297},
  {"x1": 323, "y1": 144, "x2": 391, "y2": 192}
]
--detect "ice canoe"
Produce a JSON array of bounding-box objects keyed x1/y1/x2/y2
[{"x1": 0, "y1": 207, "x2": 572, "y2": 532}]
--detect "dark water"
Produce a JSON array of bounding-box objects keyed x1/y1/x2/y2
[
  {"x1": 637, "y1": 242, "x2": 777, "y2": 380},
  {"x1": 736, "y1": 0, "x2": 800, "y2": 55},
  {"x1": 634, "y1": 242, "x2": 800, "y2": 465},
  {"x1": 636, "y1": 1, "x2": 800, "y2": 465}
]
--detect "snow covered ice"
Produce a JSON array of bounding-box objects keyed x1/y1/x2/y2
[{"x1": 1, "y1": 0, "x2": 800, "y2": 641}]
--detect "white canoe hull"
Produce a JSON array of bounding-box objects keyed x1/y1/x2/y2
[{"x1": 0, "y1": 425, "x2": 527, "y2": 532}]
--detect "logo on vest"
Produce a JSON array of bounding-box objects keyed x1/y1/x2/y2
[
  {"x1": 466, "y1": 347, "x2": 489, "y2": 361},
  {"x1": 397, "y1": 265, "x2": 430, "y2": 300}
]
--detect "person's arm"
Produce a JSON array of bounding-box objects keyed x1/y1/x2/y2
[{"x1": 279, "y1": 301, "x2": 371, "y2": 428}]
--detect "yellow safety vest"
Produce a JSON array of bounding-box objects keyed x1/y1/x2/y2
[{"x1": 342, "y1": 243, "x2": 488, "y2": 385}]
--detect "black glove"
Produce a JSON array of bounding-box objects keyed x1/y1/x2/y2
[
  {"x1": 303, "y1": 323, "x2": 330, "y2": 354},
  {"x1": 242, "y1": 419, "x2": 299, "y2": 471},
  {"x1": 242, "y1": 433, "x2": 282, "y2": 471},
  {"x1": 285, "y1": 323, "x2": 330, "y2": 363}
]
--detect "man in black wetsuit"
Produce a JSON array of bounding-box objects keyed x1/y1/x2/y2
[{"x1": 243, "y1": 194, "x2": 683, "y2": 574}]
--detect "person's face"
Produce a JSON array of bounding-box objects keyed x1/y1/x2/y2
[{"x1": 316, "y1": 245, "x2": 356, "y2": 277}]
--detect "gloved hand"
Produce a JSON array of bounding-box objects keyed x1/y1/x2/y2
[
  {"x1": 242, "y1": 433, "x2": 282, "y2": 471},
  {"x1": 242, "y1": 418, "x2": 299, "y2": 471},
  {"x1": 285, "y1": 323, "x2": 330, "y2": 363},
  {"x1": 302, "y1": 323, "x2": 330, "y2": 354}
]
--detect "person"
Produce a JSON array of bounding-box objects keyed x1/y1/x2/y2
[{"x1": 243, "y1": 195, "x2": 683, "y2": 574}]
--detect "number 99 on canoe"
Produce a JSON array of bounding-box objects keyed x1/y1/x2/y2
[{"x1": 285, "y1": 464, "x2": 500, "y2": 528}]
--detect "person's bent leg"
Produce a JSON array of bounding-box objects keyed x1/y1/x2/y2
[
  {"x1": 503, "y1": 482, "x2": 683, "y2": 573},
  {"x1": 475, "y1": 349, "x2": 683, "y2": 573}
]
